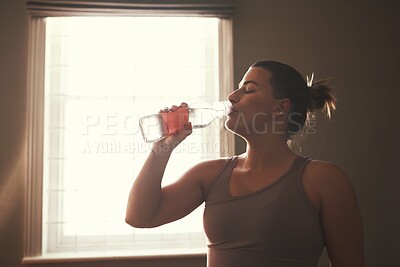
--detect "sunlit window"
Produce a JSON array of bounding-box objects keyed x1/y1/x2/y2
[{"x1": 41, "y1": 16, "x2": 233, "y2": 256}]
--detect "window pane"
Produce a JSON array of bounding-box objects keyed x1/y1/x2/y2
[{"x1": 43, "y1": 16, "x2": 223, "y2": 255}]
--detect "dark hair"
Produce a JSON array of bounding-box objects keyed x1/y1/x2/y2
[{"x1": 251, "y1": 60, "x2": 337, "y2": 138}]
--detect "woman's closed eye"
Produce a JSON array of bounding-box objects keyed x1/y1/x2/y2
[
  {"x1": 244, "y1": 88, "x2": 256, "y2": 94},
  {"x1": 234, "y1": 87, "x2": 256, "y2": 94}
]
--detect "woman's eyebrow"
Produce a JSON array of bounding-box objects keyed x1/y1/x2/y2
[{"x1": 238, "y1": 80, "x2": 259, "y2": 88}]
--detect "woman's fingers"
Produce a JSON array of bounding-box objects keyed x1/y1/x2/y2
[
  {"x1": 170, "y1": 105, "x2": 179, "y2": 112},
  {"x1": 160, "y1": 103, "x2": 186, "y2": 113},
  {"x1": 181, "y1": 122, "x2": 192, "y2": 135}
]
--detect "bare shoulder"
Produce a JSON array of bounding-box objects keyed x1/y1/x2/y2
[
  {"x1": 303, "y1": 159, "x2": 353, "y2": 189},
  {"x1": 302, "y1": 159, "x2": 356, "y2": 211},
  {"x1": 181, "y1": 157, "x2": 233, "y2": 190},
  {"x1": 186, "y1": 157, "x2": 231, "y2": 175}
]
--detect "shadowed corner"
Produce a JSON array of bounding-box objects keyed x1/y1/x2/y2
[{"x1": 0, "y1": 81, "x2": 29, "y2": 265}]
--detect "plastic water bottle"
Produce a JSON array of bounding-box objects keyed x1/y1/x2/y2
[{"x1": 139, "y1": 101, "x2": 232, "y2": 143}]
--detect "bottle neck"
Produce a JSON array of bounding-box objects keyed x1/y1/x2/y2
[
  {"x1": 188, "y1": 101, "x2": 231, "y2": 118},
  {"x1": 212, "y1": 100, "x2": 232, "y2": 118}
]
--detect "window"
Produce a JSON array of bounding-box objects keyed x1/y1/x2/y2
[{"x1": 25, "y1": 2, "x2": 234, "y2": 260}]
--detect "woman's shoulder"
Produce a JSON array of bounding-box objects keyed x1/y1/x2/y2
[
  {"x1": 306, "y1": 158, "x2": 341, "y2": 174},
  {"x1": 303, "y1": 158, "x2": 348, "y2": 181},
  {"x1": 188, "y1": 156, "x2": 236, "y2": 176},
  {"x1": 302, "y1": 159, "x2": 354, "y2": 214},
  {"x1": 184, "y1": 156, "x2": 236, "y2": 188},
  {"x1": 302, "y1": 158, "x2": 356, "y2": 206}
]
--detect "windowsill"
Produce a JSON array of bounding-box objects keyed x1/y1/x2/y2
[{"x1": 22, "y1": 249, "x2": 207, "y2": 265}]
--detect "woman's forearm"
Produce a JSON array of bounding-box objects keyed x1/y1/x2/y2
[
  {"x1": 125, "y1": 110, "x2": 192, "y2": 227},
  {"x1": 125, "y1": 149, "x2": 171, "y2": 227}
]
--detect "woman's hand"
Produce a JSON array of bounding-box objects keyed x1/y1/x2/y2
[{"x1": 152, "y1": 102, "x2": 192, "y2": 158}]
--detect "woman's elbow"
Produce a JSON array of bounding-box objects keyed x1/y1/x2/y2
[
  {"x1": 125, "y1": 215, "x2": 149, "y2": 228},
  {"x1": 125, "y1": 212, "x2": 158, "y2": 228}
]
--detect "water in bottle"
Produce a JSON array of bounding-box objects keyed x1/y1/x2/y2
[{"x1": 139, "y1": 101, "x2": 232, "y2": 143}]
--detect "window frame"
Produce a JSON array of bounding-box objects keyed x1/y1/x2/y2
[{"x1": 24, "y1": 1, "x2": 234, "y2": 260}]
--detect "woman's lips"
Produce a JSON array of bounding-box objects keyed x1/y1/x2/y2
[{"x1": 228, "y1": 109, "x2": 238, "y2": 116}]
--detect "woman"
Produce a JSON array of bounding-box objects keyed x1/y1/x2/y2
[{"x1": 125, "y1": 60, "x2": 365, "y2": 267}]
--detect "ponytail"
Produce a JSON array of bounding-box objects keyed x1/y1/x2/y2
[{"x1": 307, "y1": 79, "x2": 337, "y2": 119}]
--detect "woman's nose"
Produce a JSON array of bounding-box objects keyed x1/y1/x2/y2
[{"x1": 228, "y1": 90, "x2": 239, "y2": 103}]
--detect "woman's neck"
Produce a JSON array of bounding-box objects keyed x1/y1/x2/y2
[{"x1": 242, "y1": 135, "x2": 297, "y2": 171}]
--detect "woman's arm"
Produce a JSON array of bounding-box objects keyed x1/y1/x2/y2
[
  {"x1": 303, "y1": 161, "x2": 365, "y2": 267},
  {"x1": 126, "y1": 149, "x2": 226, "y2": 228},
  {"x1": 307, "y1": 161, "x2": 365, "y2": 267},
  {"x1": 125, "y1": 110, "x2": 192, "y2": 227},
  {"x1": 126, "y1": 151, "x2": 192, "y2": 227},
  {"x1": 125, "y1": 104, "x2": 225, "y2": 228}
]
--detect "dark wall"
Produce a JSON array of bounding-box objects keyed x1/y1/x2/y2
[
  {"x1": 0, "y1": 0, "x2": 28, "y2": 266},
  {"x1": 1, "y1": 0, "x2": 399, "y2": 266}
]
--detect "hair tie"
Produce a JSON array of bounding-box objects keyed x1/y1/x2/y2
[{"x1": 306, "y1": 72, "x2": 314, "y2": 88}]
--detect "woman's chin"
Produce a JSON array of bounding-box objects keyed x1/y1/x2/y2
[{"x1": 224, "y1": 120, "x2": 245, "y2": 137}]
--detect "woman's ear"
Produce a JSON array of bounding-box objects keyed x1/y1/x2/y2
[{"x1": 275, "y1": 98, "x2": 290, "y2": 114}]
